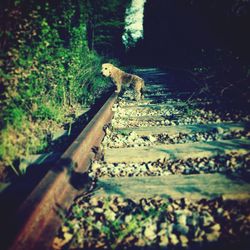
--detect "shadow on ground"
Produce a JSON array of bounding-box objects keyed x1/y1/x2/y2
[{"x1": 0, "y1": 88, "x2": 114, "y2": 249}]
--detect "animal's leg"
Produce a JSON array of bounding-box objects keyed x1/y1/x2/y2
[
  {"x1": 134, "y1": 81, "x2": 143, "y2": 100},
  {"x1": 141, "y1": 80, "x2": 145, "y2": 99},
  {"x1": 140, "y1": 87, "x2": 144, "y2": 99},
  {"x1": 115, "y1": 83, "x2": 121, "y2": 93},
  {"x1": 135, "y1": 91, "x2": 141, "y2": 101}
]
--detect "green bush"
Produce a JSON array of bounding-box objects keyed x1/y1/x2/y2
[
  {"x1": 33, "y1": 102, "x2": 64, "y2": 122},
  {"x1": 0, "y1": 0, "x2": 110, "y2": 177}
]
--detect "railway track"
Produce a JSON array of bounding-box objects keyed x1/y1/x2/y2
[{"x1": 5, "y1": 69, "x2": 250, "y2": 250}]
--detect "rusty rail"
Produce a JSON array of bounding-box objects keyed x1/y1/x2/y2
[{"x1": 7, "y1": 92, "x2": 118, "y2": 250}]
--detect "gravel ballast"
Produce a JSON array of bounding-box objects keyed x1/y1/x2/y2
[
  {"x1": 53, "y1": 80, "x2": 250, "y2": 250},
  {"x1": 89, "y1": 153, "x2": 250, "y2": 178},
  {"x1": 112, "y1": 91, "x2": 250, "y2": 129},
  {"x1": 53, "y1": 196, "x2": 250, "y2": 250},
  {"x1": 102, "y1": 127, "x2": 250, "y2": 149}
]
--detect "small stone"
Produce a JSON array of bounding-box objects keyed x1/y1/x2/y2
[
  {"x1": 194, "y1": 228, "x2": 205, "y2": 238},
  {"x1": 158, "y1": 228, "x2": 166, "y2": 236},
  {"x1": 135, "y1": 237, "x2": 146, "y2": 247},
  {"x1": 160, "y1": 222, "x2": 168, "y2": 229},
  {"x1": 166, "y1": 111, "x2": 171, "y2": 116},
  {"x1": 187, "y1": 216, "x2": 198, "y2": 227},
  {"x1": 169, "y1": 233, "x2": 179, "y2": 245},
  {"x1": 159, "y1": 235, "x2": 169, "y2": 246},
  {"x1": 176, "y1": 214, "x2": 187, "y2": 225},
  {"x1": 125, "y1": 215, "x2": 133, "y2": 223},
  {"x1": 208, "y1": 160, "x2": 215, "y2": 168},
  {"x1": 193, "y1": 235, "x2": 204, "y2": 243},
  {"x1": 94, "y1": 207, "x2": 103, "y2": 213},
  {"x1": 147, "y1": 135, "x2": 157, "y2": 143},
  {"x1": 179, "y1": 235, "x2": 189, "y2": 247},
  {"x1": 217, "y1": 208, "x2": 224, "y2": 214},
  {"x1": 89, "y1": 197, "x2": 99, "y2": 206},
  {"x1": 166, "y1": 205, "x2": 174, "y2": 213},
  {"x1": 52, "y1": 233, "x2": 73, "y2": 250},
  {"x1": 144, "y1": 224, "x2": 157, "y2": 240},
  {"x1": 95, "y1": 240, "x2": 106, "y2": 248},
  {"x1": 222, "y1": 211, "x2": 230, "y2": 219},
  {"x1": 209, "y1": 223, "x2": 221, "y2": 232},
  {"x1": 129, "y1": 131, "x2": 138, "y2": 140},
  {"x1": 104, "y1": 209, "x2": 116, "y2": 221},
  {"x1": 201, "y1": 211, "x2": 214, "y2": 227},
  {"x1": 167, "y1": 224, "x2": 174, "y2": 233},
  {"x1": 147, "y1": 164, "x2": 157, "y2": 172},
  {"x1": 61, "y1": 226, "x2": 70, "y2": 233},
  {"x1": 205, "y1": 231, "x2": 220, "y2": 242},
  {"x1": 91, "y1": 161, "x2": 101, "y2": 171},
  {"x1": 174, "y1": 223, "x2": 189, "y2": 235}
]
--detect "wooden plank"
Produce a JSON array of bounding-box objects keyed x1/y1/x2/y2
[
  {"x1": 95, "y1": 174, "x2": 250, "y2": 201},
  {"x1": 116, "y1": 122, "x2": 250, "y2": 136},
  {"x1": 145, "y1": 84, "x2": 168, "y2": 89},
  {"x1": 120, "y1": 101, "x2": 188, "y2": 109},
  {"x1": 104, "y1": 139, "x2": 250, "y2": 163},
  {"x1": 134, "y1": 68, "x2": 161, "y2": 72},
  {"x1": 120, "y1": 92, "x2": 190, "y2": 105},
  {"x1": 144, "y1": 91, "x2": 190, "y2": 98},
  {"x1": 127, "y1": 115, "x2": 166, "y2": 121},
  {"x1": 123, "y1": 95, "x2": 191, "y2": 106}
]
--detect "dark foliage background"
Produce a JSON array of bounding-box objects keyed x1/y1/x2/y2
[
  {"x1": 124, "y1": 0, "x2": 250, "y2": 111},
  {"x1": 125, "y1": 0, "x2": 250, "y2": 66}
]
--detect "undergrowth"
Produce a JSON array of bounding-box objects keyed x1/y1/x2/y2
[
  {"x1": 0, "y1": 0, "x2": 111, "y2": 179},
  {"x1": 188, "y1": 49, "x2": 250, "y2": 107}
]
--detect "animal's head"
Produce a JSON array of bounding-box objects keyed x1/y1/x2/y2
[{"x1": 101, "y1": 63, "x2": 114, "y2": 77}]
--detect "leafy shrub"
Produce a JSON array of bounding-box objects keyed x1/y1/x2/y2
[{"x1": 0, "y1": 0, "x2": 110, "y2": 178}]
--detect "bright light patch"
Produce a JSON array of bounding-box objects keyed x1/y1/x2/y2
[{"x1": 123, "y1": 0, "x2": 147, "y2": 48}]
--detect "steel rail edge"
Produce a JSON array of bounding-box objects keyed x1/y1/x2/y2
[{"x1": 7, "y1": 92, "x2": 118, "y2": 250}]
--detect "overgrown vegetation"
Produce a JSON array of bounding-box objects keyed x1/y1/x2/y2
[
  {"x1": 86, "y1": 0, "x2": 129, "y2": 57},
  {"x1": 0, "y1": 0, "x2": 126, "y2": 179},
  {"x1": 187, "y1": 49, "x2": 250, "y2": 108}
]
